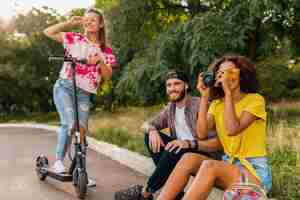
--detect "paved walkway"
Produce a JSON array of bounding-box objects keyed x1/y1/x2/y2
[{"x1": 0, "y1": 127, "x2": 146, "y2": 200}]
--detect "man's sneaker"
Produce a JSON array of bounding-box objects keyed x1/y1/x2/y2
[
  {"x1": 52, "y1": 160, "x2": 66, "y2": 174},
  {"x1": 114, "y1": 185, "x2": 153, "y2": 200}
]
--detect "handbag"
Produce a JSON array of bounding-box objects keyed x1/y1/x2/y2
[{"x1": 223, "y1": 169, "x2": 268, "y2": 200}]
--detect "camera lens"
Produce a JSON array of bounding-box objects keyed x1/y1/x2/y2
[{"x1": 203, "y1": 72, "x2": 215, "y2": 87}]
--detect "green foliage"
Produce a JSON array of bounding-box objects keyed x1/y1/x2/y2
[
  {"x1": 0, "y1": 7, "x2": 63, "y2": 115},
  {"x1": 15, "y1": 6, "x2": 63, "y2": 36},
  {"x1": 95, "y1": 0, "x2": 119, "y2": 12},
  {"x1": 115, "y1": 52, "x2": 169, "y2": 105},
  {"x1": 2, "y1": 0, "x2": 300, "y2": 112},
  {"x1": 257, "y1": 56, "x2": 300, "y2": 100},
  {"x1": 107, "y1": 0, "x2": 300, "y2": 105}
]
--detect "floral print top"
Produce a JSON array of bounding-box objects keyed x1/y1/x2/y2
[{"x1": 59, "y1": 32, "x2": 116, "y2": 94}]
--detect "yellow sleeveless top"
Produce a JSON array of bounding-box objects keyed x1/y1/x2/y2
[{"x1": 208, "y1": 93, "x2": 267, "y2": 180}]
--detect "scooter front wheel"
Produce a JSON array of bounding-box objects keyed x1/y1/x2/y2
[{"x1": 76, "y1": 171, "x2": 88, "y2": 199}]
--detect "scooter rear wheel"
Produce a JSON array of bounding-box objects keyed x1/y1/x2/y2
[{"x1": 36, "y1": 156, "x2": 48, "y2": 181}]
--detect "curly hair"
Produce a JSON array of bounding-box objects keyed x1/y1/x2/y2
[{"x1": 208, "y1": 54, "x2": 259, "y2": 99}]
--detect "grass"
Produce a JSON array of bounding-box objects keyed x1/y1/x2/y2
[
  {"x1": 0, "y1": 112, "x2": 59, "y2": 125},
  {"x1": 88, "y1": 105, "x2": 162, "y2": 136},
  {"x1": 267, "y1": 102, "x2": 300, "y2": 200},
  {"x1": 88, "y1": 106, "x2": 163, "y2": 157},
  {"x1": 269, "y1": 147, "x2": 300, "y2": 200},
  {"x1": 93, "y1": 127, "x2": 149, "y2": 156}
]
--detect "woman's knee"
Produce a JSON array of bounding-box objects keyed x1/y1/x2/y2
[
  {"x1": 200, "y1": 160, "x2": 219, "y2": 173},
  {"x1": 176, "y1": 153, "x2": 204, "y2": 174}
]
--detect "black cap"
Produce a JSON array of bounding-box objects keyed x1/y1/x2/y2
[{"x1": 165, "y1": 70, "x2": 189, "y2": 83}]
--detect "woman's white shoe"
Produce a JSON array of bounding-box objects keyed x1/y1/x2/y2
[{"x1": 52, "y1": 160, "x2": 66, "y2": 174}]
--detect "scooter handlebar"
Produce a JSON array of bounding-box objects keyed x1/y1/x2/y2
[{"x1": 49, "y1": 56, "x2": 87, "y2": 64}]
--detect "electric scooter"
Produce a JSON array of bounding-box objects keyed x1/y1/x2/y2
[{"x1": 35, "y1": 55, "x2": 90, "y2": 199}]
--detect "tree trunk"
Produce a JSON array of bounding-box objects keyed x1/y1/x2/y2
[
  {"x1": 248, "y1": 31, "x2": 257, "y2": 61},
  {"x1": 248, "y1": 22, "x2": 261, "y2": 61}
]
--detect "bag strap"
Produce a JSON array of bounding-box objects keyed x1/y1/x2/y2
[{"x1": 240, "y1": 167, "x2": 249, "y2": 183}]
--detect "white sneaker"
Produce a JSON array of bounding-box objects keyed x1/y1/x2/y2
[
  {"x1": 87, "y1": 178, "x2": 96, "y2": 188},
  {"x1": 52, "y1": 160, "x2": 66, "y2": 174}
]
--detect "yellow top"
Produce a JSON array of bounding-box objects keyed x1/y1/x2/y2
[{"x1": 208, "y1": 93, "x2": 267, "y2": 180}]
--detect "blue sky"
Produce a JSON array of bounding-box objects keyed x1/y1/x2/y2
[{"x1": 0, "y1": 0, "x2": 94, "y2": 20}]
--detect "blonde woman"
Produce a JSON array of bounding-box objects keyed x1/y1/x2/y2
[{"x1": 44, "y1": 8, "x2": 116, "y2": 173}]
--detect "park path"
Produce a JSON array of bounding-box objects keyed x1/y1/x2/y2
[{"x1": 0, "y1": 127, "x2": 146, "y2": 200}]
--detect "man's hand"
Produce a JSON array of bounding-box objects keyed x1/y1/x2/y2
[
  {"x1": 165, "y1": 140, "x2": 189, "y2": 154},
  {"x1": 149, "y1": 130, "x2": 165, "y2": 153}
]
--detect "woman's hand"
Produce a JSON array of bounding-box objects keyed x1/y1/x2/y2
[
  {"x1": 87, "y1": 53, "x2": 105, "y2": 65},
  {"x1": 215, "y1": 70, "x2": 231, "y2": 95},
  {"x1": 68, "y1": 16, "x2": 85, "y2": 26},
  {"x1": 197, "y1": 73, "x2": 210, "y2": 98}
]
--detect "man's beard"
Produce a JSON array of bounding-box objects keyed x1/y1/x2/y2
[{"x1": 168, "y1": 89, "x2": 186, "y2": 103}]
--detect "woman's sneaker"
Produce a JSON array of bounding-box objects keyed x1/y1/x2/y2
[
  {"x1": 52, "y1": 160, "x2": 66, "y2": 174},
  {"x1": 87, "y1": 178, "x2": 96, "y2": 188},
  {"x1": 114, "y1": 185, "x2": 153, "y2": 200}
]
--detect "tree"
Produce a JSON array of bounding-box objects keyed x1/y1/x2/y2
[
  {"x1": 110, "y1": 0, "x2": 300, "y2": 104},
  {"x1": 0, "y1": 7, "x2": 64, "y2": 114}
]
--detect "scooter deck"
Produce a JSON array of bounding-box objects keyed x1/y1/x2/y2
[{"x1": 47, "y1": 169, "x2": 73, "y2": 182}]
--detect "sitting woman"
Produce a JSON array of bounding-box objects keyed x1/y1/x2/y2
[{"x1": 157, "y1": 54, "x2": 272, "y2": 200}]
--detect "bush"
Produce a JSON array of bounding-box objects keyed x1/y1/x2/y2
[{"x1": 257, "y1": 56, "x2": 300, "y2": 101}]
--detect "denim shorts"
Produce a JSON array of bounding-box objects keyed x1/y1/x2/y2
[{"x1": 223, "y1": 155, "x2": 272, "y2": 192}]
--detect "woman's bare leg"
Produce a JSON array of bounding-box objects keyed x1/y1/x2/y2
[
  {"x1": 182, "y1": 160, "x2": 261, "y2": 200},
  {"x1": 157, "y1": 153, "x2": 210, "y2": 200}
]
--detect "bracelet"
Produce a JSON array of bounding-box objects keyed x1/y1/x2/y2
[{"x1": 193, "y1": 140, "x2": 199, "y2": 150}]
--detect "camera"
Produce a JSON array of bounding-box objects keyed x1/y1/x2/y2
[{"x1": 203, "y1": 71, "x2": 215, "y2": 87}]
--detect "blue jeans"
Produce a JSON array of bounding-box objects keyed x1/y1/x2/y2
[
  {"x1": 53, "y1": 79, "x2": 91, "y2": 161},
  {"x1": 223, "y1": 155, "x2": 272, "y2": 192}
]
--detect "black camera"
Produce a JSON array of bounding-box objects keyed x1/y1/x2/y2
[{"x1": 203, "y1": 71, "x2": 215, "y2": 87}]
